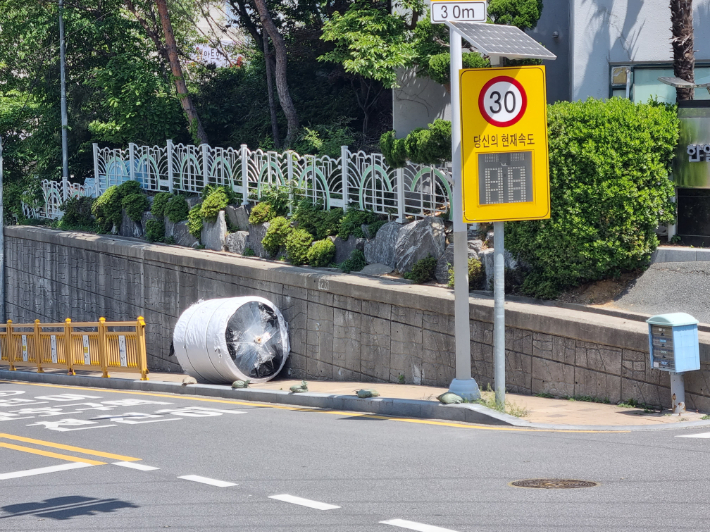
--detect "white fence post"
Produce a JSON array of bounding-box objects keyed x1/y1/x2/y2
[
  {"x1": 240, "y1": 144, "x2": 249, "y2": 204},
  {"x1": 92, "y1": 143, "x2": 100, "y2": 197},
  {"x1": 341, "y1": 146, "x2": 349, "y2": 211},
  {"x1": 396, "y1": 167, "x2": 405, "y2": 223},
  {"x1": 167, "y1": 139, "x2": 174, "y2": 192},
  {"x1": 202, "y1": 143, "x2": 209, "y2": 189},
  {"x1": 129, "y1": 143, "x2": 136, "y2": 181},
  {"x1": 287, "y1": 151, "x2": 294, "y2": 215}
]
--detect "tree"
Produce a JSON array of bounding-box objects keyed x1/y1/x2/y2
[{"x1": 670, "y1": 0, "x2": 694, "y2": 101}]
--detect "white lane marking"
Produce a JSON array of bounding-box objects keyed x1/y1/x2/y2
[
  {"x1": 268, "y1": 494, "x2": 340, "y2": 510},
  {"x1": 0, "y1": 462, "x2": 94, "y2": 480},
  {"x1": 178, "y1": 475, "x2": 236, "y2": 487},
  {"x1": 677, "y1": 432, "x2": 710, "y2": 438},
  {"x1": 380, "y1": 519, "x2": 459, "y2": 532},
  {"x1": 112, "y1": 461, "x2": 159, "y2": 471}
]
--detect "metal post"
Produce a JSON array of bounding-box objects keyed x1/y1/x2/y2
[
  {"x1": 668, "y1": 189, "x2": 677, "y2": 242},
  {"x1": 167, "y1": 139, "x2": 174, "y2": 193},
  {"x1": 92, "y1": 143, "x2": 101, "y2": 197},
  {"x1": 241, "y1": 144, "x2": 249, "y2": 204},
  {"x1": 670, "y1": 371, "x2": 686, "y2": 414},
  {"x1": 287, "y1": 151, "x2": 294, "y2": 215},
  {"x1": 396, "y1": 167, "x2": 405, "y2": 223},
  {"x1": 494, "y1": 221, "x2": 506, "y2": 407},
  {"x1": 59, "y1": 0, "x2": 69, "y2": 200},
  {"x1": 447, "y1": 26, "x2": 480, "y2": 401},
  {"x1": 129, "y1": 143, "x2": 136, "y2": 181},
  {"x1": 0, "y1": 137, "x2": 4, "y2": 323},
  {"x1": 341, "y1": 145, "x2": 349, "y2": 211},
  {"x1": 202, "y1": 143, "x2": 209, "y2": 189}
]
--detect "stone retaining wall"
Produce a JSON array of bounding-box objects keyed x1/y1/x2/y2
[{"x1": 6, "y1": 226, "x2": 710, "y2": 411}]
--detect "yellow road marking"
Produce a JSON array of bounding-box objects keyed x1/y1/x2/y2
[
  {"x1": 0, "y1": 380, "x2": 628, "y2": 433},
  {"x1": 0, "y1": 442, "x2": 105, "y2": 465},
  {"x1": 0, "y1": 433, "x2": 141, "y2": 462}
]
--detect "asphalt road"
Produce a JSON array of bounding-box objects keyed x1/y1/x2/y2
[{"x1": 0, "y1": 381, "x2": 708, "y2": 531}]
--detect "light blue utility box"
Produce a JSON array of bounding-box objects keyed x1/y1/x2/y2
[{"x1": 646, "y1": 313, "x2": 700, "y2": 373}]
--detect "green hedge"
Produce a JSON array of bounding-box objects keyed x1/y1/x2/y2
[
  {"x1": 505, "y1": 98, "x2": 678, "y2": 298},
  {"x1": 380, "y1": 119, "x2": 451, "y2": 168}
]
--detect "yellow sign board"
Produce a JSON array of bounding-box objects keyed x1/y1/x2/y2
[{"x1": 460, "y1": 65, "x2": 550, "y2": 223}]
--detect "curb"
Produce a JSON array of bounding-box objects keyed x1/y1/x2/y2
[{"x1": 3, "y1": 370, "x2": 710, "y2": 432}]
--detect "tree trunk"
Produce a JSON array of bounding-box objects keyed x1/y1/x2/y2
[
  {"x1": 155, "y1": 0, "x2": 209, "y2": 144},
  {"x1": 671, "y1": 0, "x2": 695, "y2": 101},
  {"x1": 263, "y1": 36, "x2": 281, "y2": 149},
  {"x1": 252, "y1": 0, "x2": 299, "y2": 147}
]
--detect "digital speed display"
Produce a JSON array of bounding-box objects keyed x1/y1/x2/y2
[{"x1": 477, "y1": 151, "x2": 533, "y2": 205}]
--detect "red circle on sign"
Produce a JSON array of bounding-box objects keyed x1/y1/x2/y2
[{"x1": 478, "y1": 76, "x2": 528, "y2": 127}]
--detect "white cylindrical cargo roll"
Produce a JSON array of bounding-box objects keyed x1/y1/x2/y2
[{"x1": 173, "y1": 297, "x2": 289, "y2": 384}]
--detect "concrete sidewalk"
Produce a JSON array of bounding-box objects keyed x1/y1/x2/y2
[{"x1": 2, "y1": 367, "x2": 708, "y2": 430}]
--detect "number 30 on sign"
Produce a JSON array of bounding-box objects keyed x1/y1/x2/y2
[{"x1": 459, "y1": 66, "x2": 550, "y2": 223}]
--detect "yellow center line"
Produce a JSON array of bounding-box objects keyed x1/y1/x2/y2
[
  {"x1": 0, "y1": 433, "x2": 141, "y2": 462},
  {"x1": 0, "y1": 380, "x2": 628, "y2": 433},
  {"x1": 0, "y1": 442, "x2": 105, "y2": 465}
]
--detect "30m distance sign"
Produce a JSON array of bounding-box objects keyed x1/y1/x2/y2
[{"x1": 430, "y1": 0, "x2": 486, "y2": 23}]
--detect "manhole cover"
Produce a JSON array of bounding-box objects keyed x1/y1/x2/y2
[{"x1": 510, "y1": 479, "x2": 598, "y2": 489}]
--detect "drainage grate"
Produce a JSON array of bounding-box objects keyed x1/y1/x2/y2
[{"x1": 510, "y1": 479, "x2": 598, "y2": 489}]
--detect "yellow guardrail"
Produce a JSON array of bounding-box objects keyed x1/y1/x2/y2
[{"x1": 0, "y1": 317, "x2": 148, "y2": 380}]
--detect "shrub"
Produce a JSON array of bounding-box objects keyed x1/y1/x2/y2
[
  {"x1": 243, "y1": 247, "x2": 256, "y2": 257},
  {"x1": 200, "y1": 188, "x2": 229, "y2": 221},
  {"x1": 151, "y1": 192, "x2": 173, "y2": 217},
  {"x1": 285, "y1": 228, "x2": 313, "y2": 265},
  {"x1": 404, "y1": 255, "x2": 437, "y2": 283},
  {"x1": 339, "y1": 249, "x2": 367, "y2": 273},
  {"x1": 201, "y1": 185, "x2": 241, "y2": 205},
  {"x1": 506, "y1": 98, "x2": 678, "y2": 299},
  {"x1": 262, "y1": 216, "x2": 293, "y2": 256},
  {"x1": 248, "y1": 202, "x2": 275, "y2": 224},
  {"x1": 145, "y1": 219, "x2": 165, "y2": 242},
  {"x1": 187, "y1": 204, "x2": 203, "y2": 239},
  {"x1": 368, "y1": 219, "x2": 387, "y2": 238},
  {"x1": 292, "y1": 198, "x2": 342, "y2": 240},
  {"x1": 427, "y1": 52, "x2": 489, "y2": 85},
  {"x1": 448, "y1": 257, "x2": 485, "y2": 290},
  {"x1": 338, "y1": 208, "x2": 378, "y2": 240},
  {"x1": 60, "y1": 196, "x2": 94, "y2": 227},
  {"x1": 165, "y1": 195, "x2": 190, "y2": 223},
  {"x1": 122, "y1": 193, "x2": 150, "y2": 222},
  {"x1": 91, "y1": 185, "x2": 123, "y2": 232},
  {"x1": 117, "y1": 180, "x2": 141, "y2": 197},
  {"x1": 307, "y1": 238, "x2": 336, "y2": 267},
  {"x1": 380, "y1": 119, "x2": 452, "y2": 168},
  {"x1": 258, "y1": 184, "x2": 290, "y2": 216}
]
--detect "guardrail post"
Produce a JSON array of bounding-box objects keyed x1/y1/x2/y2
[
  {"x1": 92, "y1": 143, "x2": 101, "y2": 197},
  {"x1": 202, "y1": 143, "x2": 210, "y2": 190},
  {"x1": 287, "y1": 151, "x2": 294, "y2": 216},
  {"x1": 7, "y1": 320, "x2": 14, "y2": 371},
  {"x1": 34, "y1": 319, "x2": 43, "y2": 373},
  {"x1": 396, "y1": 167, "x2": 405, "y2": 223},
  {"x1": 98, "y1": 317, "x2": 109, "y2": 378},
  {"x1": 167, "y1": 139, "x2": 174, "y2": 193},
  {"x1": 129, "y1": 143, "x2": 136, "y2": 181},
  {"x1": 341, "y1": 146, "x2": 349, "y2": 211},
  {"x1": 64, "y1": 318, "x2": 74, "y2": 375},
  {"x1": 137, "y1": 316, "x2": 148, "y2": 381},
  {"x1": 240, "y1": 144, "x2": 249, "y2": 205}
]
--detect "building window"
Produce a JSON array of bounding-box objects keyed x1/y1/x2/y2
[{"x1": 611, "y1": 65, "x2": 710, "y2": 103}]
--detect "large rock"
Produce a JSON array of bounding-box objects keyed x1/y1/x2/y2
[
  {"x1": 201, "y1": 210, "x2": 227, "y2": 251},
  {"x1": 225, "y1": 205, "x2": 250, "y2": 231},
  {"x1": 171, "y1": 221, "x2": 199, "y2": 247},
  {"x1": 333, "y1": 236, "x2": 366, "y2": 264},
  {"x1": 359, "y1": 263, "x2": 394, "y2": 276},
  {"x1": 480, "y1": 248, "x2": 518, "y2": 290},
  {"x1": 186, "y1": 196, "x2": 202, "y2": 209},
  {"x1": 226, "y1": 231, "x2": 249, "y2": 254},
  {"x1": 394, "y1": 217, "x2": 446, "y2": 273},
  {"x1": 119, "y1": 209, "x2": 143, "y2": 238},
  {"x1": 434, "y1": 240, "x2": 482, "y2": 285},
  {"x1": 247, "y1": 222, "x2": 270, "y2": 258},
  {"x1": 364, "y1": 222, "x2": 402, "y2": 268}
]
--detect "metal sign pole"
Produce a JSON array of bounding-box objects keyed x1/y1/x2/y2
[
  {"x1": 0, "y1": 136, "x2": 4, "y2": 323},
  {"x1": 59, "y1": 0, "x2": 69, "y2": 200},
  {"x1": 448, "y1": 26, "x2": 480, "y2": 400}
]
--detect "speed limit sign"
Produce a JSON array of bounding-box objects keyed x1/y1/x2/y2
[{"x1": 459, "y1": 66, "x2": 550, "y2": 223}]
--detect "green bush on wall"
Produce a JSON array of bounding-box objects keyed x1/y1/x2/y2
[
  {"x1": 307, "y1": 238, "x2": 336, "y2": 267},
  {"x1": 60, "y1": 196, "x2": 95, "y2": 228},
  {"x1": 165, "y1": 195, "x2": 189, "y2": 223},
  {"x1": 122, "y1": 193, "x2": 150, "y2": 222},
  {"x1": 262, "y1": 216, "x2": 293, "y2": 256},
  {"x1": 285, "y1": 228, "x2": 313, "y2": 265},
  {"x1": 505, "y1": 98, "x2": 679, "y2": 299},
  {"x1": 151, "y1": 192, "x2": 173, "y2": 217},
  {"x1": 338, "y1": 208, "x2": 378, "y2": 240},
  {"x1": 292, "y1": 199, "x2": 343, "y2": 240},
  {"x1": 145, "y1": 219, "x2": 165, "y2": 242},
  {"x1": 248, "y1": 202, "x2": 275, "y2": 224},
  {"x1": 187, "y1": 204, "x2": 203, "y2": 239},
  {"x1": 91, "y1": 180, "x2": 145, "y2": 232},
  {"x1": 380, "y1": 119, "x2": 451, "y2": 168},
  {"x1": 404, "y1": 255, "x2": 437, "y2": 283},
  {"x1": 200, "y1": 188, "x2": 229, "y2": 221}
]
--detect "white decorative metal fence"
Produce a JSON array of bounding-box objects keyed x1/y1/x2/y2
[{"x1": 28, "y1": 142, "x2": 453, "y2": 222}]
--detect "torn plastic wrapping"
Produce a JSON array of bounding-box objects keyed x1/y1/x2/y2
[{"x1": 173, "y1": 297, "x2": 290, "y2": 384}]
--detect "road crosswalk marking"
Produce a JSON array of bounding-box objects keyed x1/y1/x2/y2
[
  {"x1": 380, "y1": 519, "x2": 459, "y2": 532},
  {"x1": 178, "y1": 475, "x2": 236, "y2": 487},
  {"x1": 269, "y1": 494, "x2": 340, "y2": 510},
  {"x1": 677, "y1": 432, "x2": 710, "y2": 438}
]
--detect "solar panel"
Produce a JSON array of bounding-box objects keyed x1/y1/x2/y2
[{"x1": 447, "y1": 22, "x2": 556, "y2": 60}]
